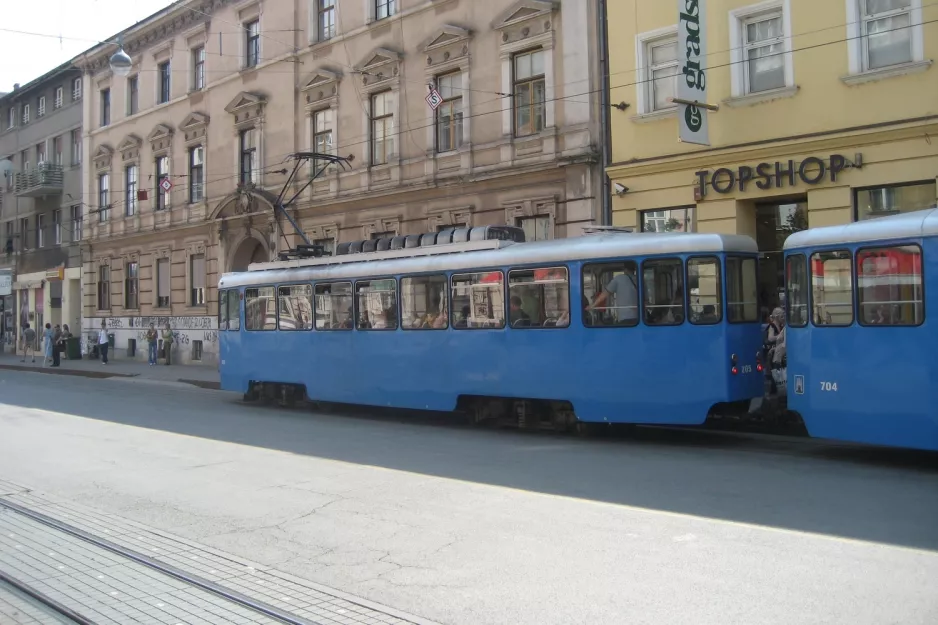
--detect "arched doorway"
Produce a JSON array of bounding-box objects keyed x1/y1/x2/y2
[{"x1": 230, "y1": 237, "x2": 269, "y2": 272}]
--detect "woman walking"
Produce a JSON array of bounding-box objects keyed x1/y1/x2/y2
[
  {"x1": 42, "y1": 323, "x2": 54, "y2": 367},
  {"x1": 98, "y1": 320, "x2": 110, "y2": 364}
]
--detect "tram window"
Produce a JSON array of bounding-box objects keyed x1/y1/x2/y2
[
  {"x1": 726, "y1": 257, "x2": 759, "y2": 323},
  {"x1": 642, "y1": 258, "x2": 685, "y2": 326},
  {"x1": 401, "y1": 275, "x2": 448, "y2": 330},
  {"x1": 857, "y1": 245, "x2": 924, "y2": 326},
  {"x1": 278, "y1": 284, "x2": 314, "y2": 331},
  {"x1": 219, "y1": 290, "x2": 228, "y2": 331},
  {"x1": 228, "y1": 289, "x2": 240, "y2": 331},
  {"x1": 245, "y1": 287, "x2": 276, "y2": 331},
  {"x1": 686, "y1": 257, "x2": 722, "y2": 324},
  {"x1": 508, "y1": 267, "x2": 570, "y2": 328},
  {"x1": 810, "y1": 250, "x2": 854, "y2": 326},
  {"x1": 785, "y1": 255, "x2": 808, "y2": 327},
  {"x1": 582, "y1": 261, "x2": 639, "y2": 327},
  {"x1": 314, "y1": 282, "x2": 353, "y2": 330},
  {"x1": 356, "y1": 279, "x2": 398, "y2": 330},
  {"x1": 450, "y1": 271, "x2": 505, "y2": 329}
]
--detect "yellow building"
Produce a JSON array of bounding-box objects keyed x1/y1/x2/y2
[{"x1": 606, "y1": 0, "x2": 938, "y2": 306}]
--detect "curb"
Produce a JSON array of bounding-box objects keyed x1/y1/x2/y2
[{"x1": 0, "y1": 363, "x2": 221, "y2": 390}]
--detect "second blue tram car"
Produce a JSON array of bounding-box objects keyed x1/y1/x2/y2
[
  {"x1": 218, "y1": 231, "x2": 764, "y2": 430},
  {"x1": 783, "y1": 208, "x2": 938, "y2": 451}
]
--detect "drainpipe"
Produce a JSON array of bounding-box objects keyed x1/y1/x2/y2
[{"x1": 597, "y1": 0, "x2": 612, "y2": 226}]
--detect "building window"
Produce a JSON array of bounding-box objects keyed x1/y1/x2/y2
[
  {"x1": 37, "y1": 96, "x2": 46, "y2": 118},
  {"x1": 370, "y1": 91, "x2": 394, "y2": 166},
  {"x1": 190, "y1": 253, "x2": 206, "y2": 306},
  {"x1": 513, "y1": 49, "x2": 546, "y2": 137},
  {"x1": 97, "y1": 265, "x2": 110, "y2": 310},
  {"x1": 54, "y1": 87, "x2": 63, "y2": 109},
  {"x1": 22, "y1": 104, "x2": 29, "y2": 125},
  {"x1": 6, "y1": 108, "x2": 13, "y2": 129},
  {"x1": 52, "y1": 136, "x2": 63, "y2": 166},
  {"x1": 189, "y1": 146, "x2": 204, "y2": 202},
  {"x1": 156, "y1": 257, "x2": 170, "y2": 307},
  {"x1": 638, "y1": 31, "x2": 678, "y2": 113},
  {"x1": 158, "y1": 61, "x2": 171, "y2": 104},
  {"x1": 855, "y1": 181, "x2": 937, "y2": 220},
  {"x1": 245, "y1": 20, "x2": 260, "y2": 68},
  {"x1": 192, "y1": 47, "x2": 206, "y2": 91},
  {"x1": 36, "y1": 143, "x2": 45, "y2": 165},
  {"x1": 53, "y1": 210, "x2": 61, "y2": 245},
  {"x1": 70, "y1": 205, "x2": 82, "y2": 242},
  {"x1": 436, "y1": 73, "x2": 463, "y2": 153},
  {"x1": 641, "y1": 207, "x2": 695, "y2": 232},
  {"x1": 155, "y1": 156, "x2": 170, "y2": 210},
  {"x1": 20, "y1": 218, "x2": 29, "y2": 250},
  {"x1": 125, "y1": 261, "x2": 139, "y2": 310},
  {"x1": 376, "y1": 0, "x2": 395, "y2": 20},
  {"x1": 729, "y1": 2, "x2": 793, "y2": 97},
  {"x1": 127, "y1": 76, "x2": 138, "y2": 115},
  {"x1": 72, "y1": 77, "x2": 82, "y2": 101},
  {"x1": 71, "y1": 129, "x2": 81, "y2": 165},
  {"x1": 125, "y1": 165, "x2": 138, "y2": 216},
  {"x1": 319, "y1": 0, "x2": 336, "y2": 40},
  {"x1": 515, "y1": 215, "x2": 551, "y2": 242},
  {"x1": 98, "y1": 173, "x2": 110, "y2": 222},
  {"x1": 100, "y1": 88, "x2": 110, "y2": 126},
  {"x1": 858, "y1": 0, "x2": 918, "y2": 70},
  {"x1": 239, "y1": 128, "x2": 257, "y2": 185},
  {"x1": 37, "y1": 214, "x2": 45, "y2": 248},
  {"x1": 312, "y1": 109, "x2": 334, "y2": 172}
]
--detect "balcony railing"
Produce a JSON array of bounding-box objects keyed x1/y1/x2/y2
[{"x1": 14, "y1": 163, "x2": 64, "y2": 197}]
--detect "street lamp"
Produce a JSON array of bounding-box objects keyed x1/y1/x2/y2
[{"x1": 109, "y1": 37, "x2": 132, "y2": 77}]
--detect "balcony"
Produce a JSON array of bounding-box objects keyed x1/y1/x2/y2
[{"x1": 15, "y1": 164, "x2": 64, "y2": 197}]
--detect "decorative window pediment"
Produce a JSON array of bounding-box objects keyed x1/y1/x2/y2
[
  {"x1": 301, "y1": 69, "x2": 341, "y2": 107},
  {"x1": 492, "y1": 0, "x2": 556, "y2": 30},
  {"x1": 116, "y1": 134, "x2": 142, "y2": 152},
  {"x1": 423, "y1": 26, "x2": 470, "y2": 52},
  {"x1": 148, "y1": 123, "x2": 174, "y2": 154},
  {"x1": 358, "y1": 48, "x2": 401, "y2": 86},
  {"x1": 180, "y1": 111, "x2": 210, "y2": 145},
  {"x1": 224, "y1": 91, "x2": 266, "y2": 115},
  {"x1": 93, "y1": 144, "x2": 113, "y2": 170}
]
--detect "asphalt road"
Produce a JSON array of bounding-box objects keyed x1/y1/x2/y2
[{"x1": 1, "y1": 370, "x2": 936, "y2": 625}]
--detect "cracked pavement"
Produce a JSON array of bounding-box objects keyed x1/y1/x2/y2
[{"x1": 1, "y1": 370, "x2": 937, "y2": 625}]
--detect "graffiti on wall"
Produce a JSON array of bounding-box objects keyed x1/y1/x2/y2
[{"x1": 82, "y1": 315, "x2": 218, "y2": 362}]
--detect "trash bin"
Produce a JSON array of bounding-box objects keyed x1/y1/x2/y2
[
  {"x1": 66, "y1": 336, "x2": 81, "y2": 360},
  {"x1": 108, "y1": 333, "x2": 115, "y2": 349}
]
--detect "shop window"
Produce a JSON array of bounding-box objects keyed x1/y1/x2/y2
[
  {"x1": 810, "y1": 250, "x2": 854, "y2": 326},
  {"x1": 401, "y1": 275, "x2": 448, "y2": 329},
  {"x1": 785, "y1": 254, "x2": 808, "y2": 327},
  {"x1": 451, "y1": 272, "x2": 505, "y2": 329},
  {"x1": 314, "y1": 282, "x2": 353, "y2": 330},
  {"x1": 508, "y1": 267, "x2": 570, "y2": 328},
  {"x1": 245, "y1": 286, "x2": 276, "y2": 330},
  {"x1": 855, "y1": 181, "x2": 936, "y2": 221},
  {"x1": 726, "y1": 257, "x2": 759, "y2": 323},
  {"x1": 355, "y1": 279, "x2": 397, "y2": 330},
  {"x1": 582, "y1": 262, "x2": 639, "y2": 327},
  {"x1": 642, "y1": 258, "x2": 685, "y2": 326},
  {"x1": 857, "y1": 245, "x2": 924, "y2": 326},
  {"x1": 641, "y1": 207, "x2": 694, "y2": 233},
  {"x1": 687, "y1": 257, "x2": 723, "y2": 324},
  {"x1": 278, "y1": 284, "x2": 314, "y2": 330}
]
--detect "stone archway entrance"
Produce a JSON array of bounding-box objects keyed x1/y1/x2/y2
[{"x1": 229, "y1": 237, "x2": 269, "y2": 273}]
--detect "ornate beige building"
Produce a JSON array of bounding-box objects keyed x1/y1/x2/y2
[{"x1": 74, "y1": 0, "x2": 603, "y2": 364}]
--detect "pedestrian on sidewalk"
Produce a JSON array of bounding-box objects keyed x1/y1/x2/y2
[
  {"x1": 98, "y1": 321, "x2": 109, "y2": 365},
  {"x1": 51, "y1": 324, "x2": 63, "y2": 367},
  {"x1": 20, "y1": 324, "x2": 36, "y2": 363},
  {"x1": 146, "y1": 323, "x2": 158, "y2": 366},
  {"x1": 161, "y1": 323, "x2": 174, "y2": 366},
  {"x1": 60, "y1": 324, "x2": 72, "y2": 361},
  {"x1": 42, "y1": 323, "x2": 54, "y2": 367}
]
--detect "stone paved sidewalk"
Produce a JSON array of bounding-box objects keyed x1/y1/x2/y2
[{"x1": 0, "y1": 350, "x2": 220, "y2": 390}]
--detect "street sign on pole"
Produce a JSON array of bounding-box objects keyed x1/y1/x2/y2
[
  {"x1": 0, "y1": 270, "x2": 11, "y2": 297},
  {"x1": 426, "y1": 88, "x2": 443, "y2": 111},
  {"x1": 677, "y1": 0, "x2": 710, "y2": 146},
  {"x1": 159, "y1": 178, "x2": 173, "y2": 193}
]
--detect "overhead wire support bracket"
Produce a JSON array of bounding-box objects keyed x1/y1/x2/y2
[{"x1": 271, "y1": 152, "x2": 353, "y2": 255}]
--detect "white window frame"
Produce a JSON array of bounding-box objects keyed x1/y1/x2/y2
[
  {"x1": 53, "y1": 209, "x2": 62, "y2": 245},
  {"x1": 125, "y1": 164, "x2": 138, "y2": 217},
  {"x1": 635, "y1": 26, "x2": 679, "y2": 116},
  {"x1": 37, "y1": 214, "x2": 45, "y2": 248},
  {"x1": 845, "y1": 0, "x2": 925, "y2": 76},
  {"x1": 22, "y1": 104, "x2": 29, "y2": 125},
  {"x1": 37, "y1": 96, "x2": 46, "y2": 117},
  {"x1": 54, "y1": 87, "x2": 63, "y2": 109},
  {"x1": 70, "y1": 205, "x2": 82, "y2": 242},
  {"x1": 244, "y1": 19, "x2": 261, "y2": 68},
  {"x1": 192, "y1": 46, "x2": 206, "y2": 91},
  {"x1": 72, "y1": 77, "x2": 82, "y2": 101},
  {"x1": 728, "y1": 0, "x2": 794, "y2": 99}
]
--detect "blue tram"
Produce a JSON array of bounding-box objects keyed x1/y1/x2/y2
[
  {"x1": 783, "y1": 209, "x2": 938, "y2": 451},
  {"x1": 217, "y1": 228, "x2": 765, "y2": 430}
]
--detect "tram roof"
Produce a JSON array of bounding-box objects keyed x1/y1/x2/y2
[
  {"x1": 219, "y1": 231, "x2": 757, "y2": 287},
  {"x1": 784, "y1": 207, "x2": 938, "y2": 250}
]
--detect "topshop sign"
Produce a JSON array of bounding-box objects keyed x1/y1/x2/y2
[
  {"x1": 695, "y1": 154, "x2": 862, "y2": 197},
  {"x1": 677, "y1": 0, "x2": 708, "y2": 146}
]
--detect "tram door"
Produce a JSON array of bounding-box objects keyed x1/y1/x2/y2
[{"x1": 755, "y1": 201, "x2": 807, "y2": 314}]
